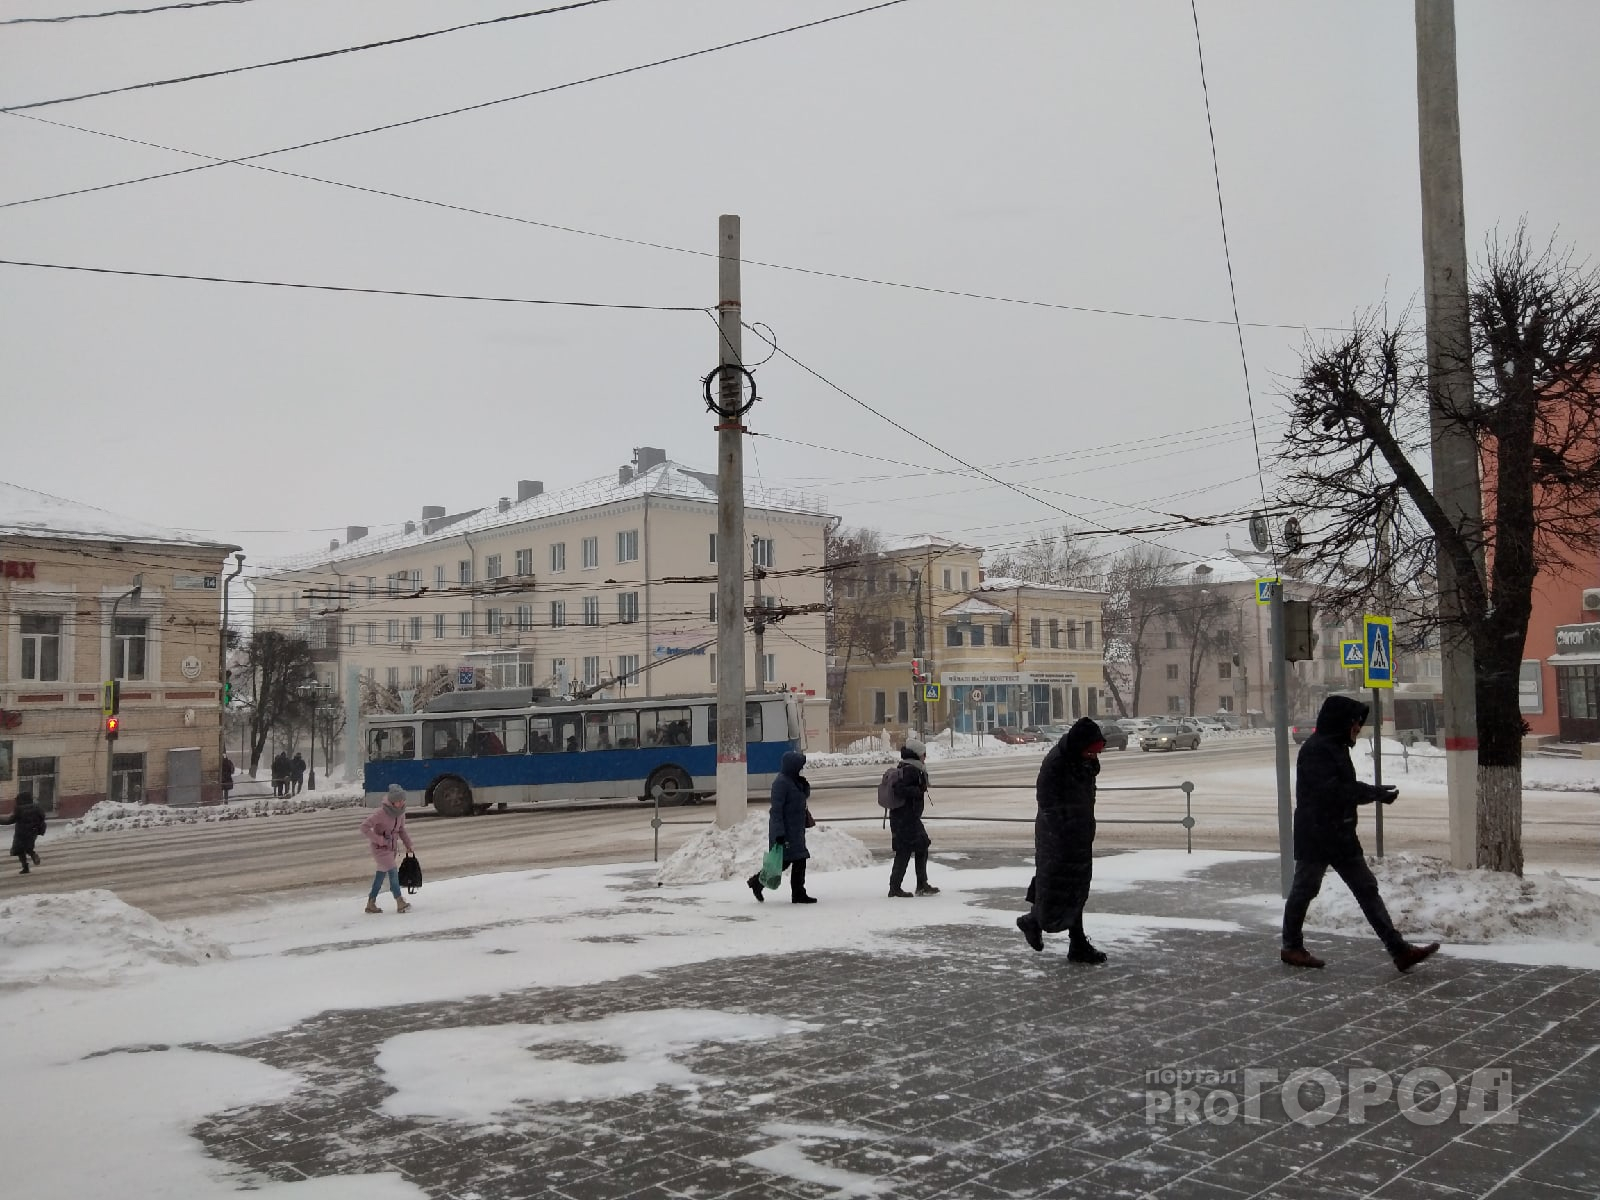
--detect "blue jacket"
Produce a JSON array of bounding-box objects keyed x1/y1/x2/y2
[{"x1": 768, "y1": 750, "x2": 811, "y2": 863}]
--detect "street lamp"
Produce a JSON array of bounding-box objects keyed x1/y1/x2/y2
[
  {"x1": 298, "y1": 681, "x2": 333, "y2": 790},
  {"x1": 106, "y1": 575, "x2": 142, "y2": 804}
]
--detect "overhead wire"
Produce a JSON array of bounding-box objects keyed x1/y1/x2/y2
[{"x1": 0, "y1": 0, "x2": 257, "y2": 24}]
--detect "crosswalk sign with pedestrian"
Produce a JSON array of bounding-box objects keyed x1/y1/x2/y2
[
  {"x1": 1363, "y1": 616, "x2": 1394, "y2": 689},
  {"x1": 1340, "y1": 640, "x2": 1364, "y2": 668},
  {"x1": 1255, "y1": 577, "x2": 1278, "y2": 605}
]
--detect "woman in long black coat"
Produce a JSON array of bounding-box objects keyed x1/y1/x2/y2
[
  {"x1": 1018, "y1": 718, "x2": 1106, "y2": 962},
  {"x1": 2, "y1": 791, "x2": 46, "y2": 874},
  {"x1": 887, "y1": 738, "x2": 937, "y2": 897},
  {"x1": 747, "y1": 750, "x2": 817, "y2": 904}
]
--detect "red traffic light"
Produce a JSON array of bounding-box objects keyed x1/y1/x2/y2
[{"x1": 105, "y1": 715, "x2": 120, "y2": 737}]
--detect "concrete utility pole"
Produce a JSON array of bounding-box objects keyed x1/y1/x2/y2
[
  {"x1": 1415, "y1": 0, "x2": 1483, "y2": 869},
  {"x1": 713, "y1": 215, "x2": 749, "y2": 830},
  {"x1": 1269, "y1": 583, "x2": 1294, "y2": 896},
  {"x1": 912, "y1": 571, "x2": 926, "y2": 739}
]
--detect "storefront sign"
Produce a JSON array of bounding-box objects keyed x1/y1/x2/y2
[
  {"x1": 1554, "y1": 623, "x2": 1600, "y2": 651},
  {"x1": 942, "y1": 671, "x2": 1077, "y2": 687},
  {"x1": 0, "y1": 560, "x2": 37, "y2": 579},
  {"x1": 1519, "y1": 660, "x2": 1543, "y2": 714}
]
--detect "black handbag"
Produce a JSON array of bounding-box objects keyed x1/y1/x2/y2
[{"x1": 397, "y1": 853, "x2": 423, "y2": 894}]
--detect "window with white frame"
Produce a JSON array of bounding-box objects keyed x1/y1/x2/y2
[
  {"x1": 761, "y1": 652, "x2": 776, "y2": 685},
  {"x1": 946, "y1": 625, "x2": 962, "y2": 647},
  {"x1": 708, "y1": 533, "x2": 716, "y2": 562},
  {"x1": 1166, "y1": 664, "x2": 1180, "y2": 680},
  {"x1": 387, "y1": 620, "x2": 399, "y2": 643},
  {"x1": 942, "y1": 568, "x2": 952, "y2": 590},
  {"x1": 367, "y1": 623, "x2": 377, "y2": 644},
  {"x1": 961, "y1": 570, "x2": 970, "y2": 590},
  {"x1": 1066, "y1": 621, "x2": 1078, "y2": 650},
  {"x1": 1218, "y1": 695, "x2": 1234, "y2": 711},
  {"x1": 459, "y1": 611, "x2": 472, "y2": 637},
  {"x1": 1167, "y1": 695, "x2": 1182, "y2": 712},
  {"x1": 618, "y1": 592, "x2": 639, "y2": 624},
  {"x1": 387, "y1": 667, "x2": 400, "y2": 689},
  {"x1": 486, "y1": 608, "x2": 503, "y2": 635},
  {"x1": 18, "y1": 756, "x2": 58, "y2": 813},
  {"x1": 549, "y1": 543, "x2": 566, "y2": 573},
  {"x1": 550, "y1": 600, "x2": 566, "y2": 627},
  {"x1": 1084, "y1": 621, "x2": 1095, "y2": 649},
  {"x1": 752, "y1": 537, "x2": 775, "y2": 568},
  {"x1": 434, "y1": 613, "x2": 446, "y2": 639},
  {"x1": 366, "y1": 577, "x2": 376, "y2": 596},
  {"x1": 617, "y1": 530, "x2": 639, "y2": 563},
  {"x1": 1030, "y1": 618, "x2": 1041, "y2": 647},
  {"x1": 434, "y1": 565, "x2": 446, "y2": 589},
  {"x1": 410, "y1": 665, "x2": 424, "y2": 686},
  {"x1": 970, "y1": 624, "x2": 986, "y2": 647},
  {"x1": 582, "y1": 655, "x2": 601, "y2": 686},
  {"x1": 515, "y1": 548, "x2": 533, "y2": 576},
  {"x1": 709, "y1": 592, "x2": 718, "y2": 622},
  {"x1": 551, "y1": 657, "x2": 568, "y2": 684},
  {"x1": 517, "y1": 604, "x2": 533, "y2": 631},
  {"x1": 344, "y1": 624, "x2": 356, "y2": 645},
  {"x1": 458, "y1": 560, "x2": 472, "y2": 585},
  {"x1": 582, "y1": 596, "x2": 600, "y2": 626},
  {"x1": 1049, "y1": 619, "x2": 1061, "y2": 649},
  {"x1": 1218, "y1": 661, "x2": 1232, "y2": 679},
  {"x1": 388, "y1": 574, "x2": 401, "y2": 597},
  {"x1": 893, "y1": 619, "x2": 907, "y2": 652},
  {"x1": 582, "y1": 537, "x2": 599, "y2": 569},
  {"x1": 113, "y1": 616, "x2": 148, "y2": 680},
  {"x1": 618, "y1": 654, "x2": 641, "y2": 684},
  {"x1": 486, "y1": 554, "x2": 503, "y2": 580},
  {"x1": 410, "y1": 569, "x2": 421, "y2": 591},
  {"x1": 994, "y1": 622, "x2": 1010, "y2": 646},
  {"x1": 410, "y1": 616, "x2": 422, "y2": 641}
]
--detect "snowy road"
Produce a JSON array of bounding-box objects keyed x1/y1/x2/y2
[{"x1": 3, "y1": 740, "x2": 1594, "y2": 920}]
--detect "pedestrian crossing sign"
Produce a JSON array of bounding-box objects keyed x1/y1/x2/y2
[
  {"x1": 1340, "y1": 640, "x2": 1364, "y2": 668},
  {"x1": 923, "y1": 683, "x2": 942, "y2": 702},
  {"x1": 1255, "y1": 578, "x2": 1278, "y2": 605},
  {"x1": 1363, "y1": 616, "x2": 1394, "y2": 689}
]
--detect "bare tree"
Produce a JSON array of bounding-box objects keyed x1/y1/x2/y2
[
  {"x1": 1277, "y1": 226, "x2": 1600, "y2": 874},
  {"x1": 1101, "y1": 546, "x2": 1180, "y2": 716},
  {"x1": 824, "y1": 525, "x2": 897, "y2": 729},
  {"x1": 314, "y1": 701, "x2": 347, "y2": 780},
  {"x1": 987, "y1": 526, "x2": 1101, "y2": 588},
  {"x1": 241, "y1": 630, "x2": 316, "y2": 775}
]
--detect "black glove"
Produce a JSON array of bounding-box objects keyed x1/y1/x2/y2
[
  {"x1": 1377, "y1": 785, "x2": 1399, "y2": 805},
  {"x1": 774, "y1": 836, "x2": 786, "y2": 846}
]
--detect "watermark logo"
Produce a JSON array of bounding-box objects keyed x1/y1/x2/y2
[{"x1": 1144, "y1": 1066, "x2": 1517, "y2": 1126}]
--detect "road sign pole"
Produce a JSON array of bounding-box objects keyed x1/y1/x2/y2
[
  {"x1": 1372, "y1": 686, "x2": 1384, "y2": 858},
  {"x1": 1270, "y1": 582, "x2": 1294, "y2": 897}
]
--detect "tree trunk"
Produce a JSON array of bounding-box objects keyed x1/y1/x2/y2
[{"x1": 1474, "y1": 637, "x2": 1526, "y2": 874}]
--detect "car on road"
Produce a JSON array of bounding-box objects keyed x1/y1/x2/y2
[
  {"x1": 1141, "y1": 723, "x2": 1202, "y2": 752},
  {"x1": 990, "y1": 727, "x2": 1039, "y2": 745},
  {"x1": 1291, "y1": 719, "x2": 1316, "y2": 744},
  {"x1": 1096, "y1": 722, "x2": 1129, "y2": 751}
]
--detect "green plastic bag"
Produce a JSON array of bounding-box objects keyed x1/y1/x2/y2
[{"x1": 758, "y1": 843, "x2": 784, "y2": 891}]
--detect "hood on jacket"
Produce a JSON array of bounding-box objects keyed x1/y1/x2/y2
[
  {"x1": 1062, "y1": 718, "x2": 1106, "y2": 757},
  {"x1": 1313, "y1": 694, "x2": 1370, "y2": 738},
  {"x1": 780, "y1": 750, "x2": 808, "y2": 776},
  {"x1": 901, "y1": 738, "x2": 926, "y2": 761}
]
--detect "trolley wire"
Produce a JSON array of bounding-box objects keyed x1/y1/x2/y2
[{"x1": 1, "y1": 0, "x2": 257, "y2": 24}]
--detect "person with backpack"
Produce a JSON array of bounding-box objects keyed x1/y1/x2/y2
[
  {"x1": 884, "y1": 738, "x2": 939, "y2": 898},
  {"x1": 2, "y1": 790, "x2": 47, "y2": 874},
  {"x1": 1017, "y1": 718, "x2": 1107, "y2": 962},
  {"x1": 361, "y1": 784, "x2": 415, "y2": 914},
  {"x1": 1280, "y1": 695, "x2": 1441, "y2": 973},
  {"x1": 746, "y1": 750, "x2": 817, "y2": 904}
]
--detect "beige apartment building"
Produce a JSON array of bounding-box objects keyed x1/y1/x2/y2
[
  {"x1": 833, "y1": 536, "x2": 1108, "y2": 742},
  {"x1": 251, "y1": 448, "x2": 832, "y2": 745},
  {"x1": 0, "y1": 483, "x2": 239, "y2": 817}
]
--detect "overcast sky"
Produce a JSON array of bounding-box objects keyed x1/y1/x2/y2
[{"x1": 4, "y1": 0, "x2": 1598, "y2": 574}]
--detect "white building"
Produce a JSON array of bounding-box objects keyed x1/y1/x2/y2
[{"x1": 250, "y1": 448, "x2": 832, "y2": 743}]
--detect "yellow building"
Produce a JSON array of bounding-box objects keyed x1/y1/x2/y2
[
  {"x1": 1, "y1": 483, "x2": 239, "y2": 817},
  {"x1": 831, "y1": 536, "x2": 1108, "y2": 744}
]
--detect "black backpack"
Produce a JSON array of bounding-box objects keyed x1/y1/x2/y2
[{"x1": 397, "y1": 853, "x2": 423, "y2": 894}]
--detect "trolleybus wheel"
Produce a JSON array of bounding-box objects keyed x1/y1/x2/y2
[
  {"x1": 431, "y1": 776, "x2": 474, "y2": 818},
  {"x1": 645, "y1": 765, "x2": 694, "y2": 806}
]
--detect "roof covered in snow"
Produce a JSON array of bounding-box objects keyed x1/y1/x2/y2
[
  {"x1": 1171, "y1": 549, "x2": 1294, "y2": 587},
  {"x1": 264, "y1": 461, "x2": 830, "y2": 573},
  {"x1": 939, "y1": 596, "x2": 1013, "y2": 618},
  {"x1": 878, "y1": 534, "x2": 982, "y2": 556},
  {"x1": 977, "y1": 575, "x2": 1105, "y2": 598},
  {"x1": 0, "y1": 480, "x2": 238, "y2": 552}
]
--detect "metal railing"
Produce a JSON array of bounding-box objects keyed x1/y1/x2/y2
[{"x1": 649, "y1": 779, "x2": 1199, "y2": 860}]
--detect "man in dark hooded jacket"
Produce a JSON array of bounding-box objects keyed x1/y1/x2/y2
[
  {"x1": 1281, "y1": 694, "x2": 1440, "y2": 973},
  {"x1": 887, "y1": 737, "x2": 938, "y2": 898},
  {"x1": 1017, "y1": 717, "x2": 1107, "y2": 962},
  {"x1": 2, "y1": 791, "x2": 47, "y2": 874},
  {"x1": 747, "y1": 750, "x2": 817, "y2": 904}
]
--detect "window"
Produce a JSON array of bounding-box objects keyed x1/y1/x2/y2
[
  {"x1": 640, "y1": 707, "x2": 693, "y2": 746},
  {"x1": 458, "y1": 560, "x2": 472, "y2": 585},
  {"x1": 886, "y1": 570, "x2": 898, "y2": 593},
  {"x1": 582, "y1": 656, "x2": 601, "y2": 686},
  {"x1": 1218, "y1": 661, "x2": 1232, "y2": 679},
  {"x1": 1167, "y1": 696, "x2": 1183, "y2": 713},
  {"x1": 582, "y1": 537, "x2": 599, "y2": 569},
  {"x1": 469, "y1": 716, "x2": 527, "y2": 756},
  {"x1": 434, "y1": 613, "x2": 446, "y2": 639},
  {"x1": 617, "y1": 530, "x2": 639, "y2": 563},
  {"x1": 706, "y1": 701, "x2": 763, "y2": 744},
  {"x1": 388, "y1": 574, "x2": 401, "y2": 597},
  {"x1": 410, "y1": 617, "x2": 422, "y2": 642},
  {"x1": 1087, "y1": 689, "x2": 1098, "y2": 716},
  {"x1": 382, "y1": 619, "x2": 396, "y2": 643},
  {"x1": 708, "y1": 533, "x2": 716, "y2": 563},
  {"x1": 515, "y1": 549, "x2": 533, "y2": 577},
  {"x1": 549, "y1": 543, "x2": 566, "y2": 573},
  {"x1": 112, "y1": 616, "x2": 148, "y2": 680},
  {"x1": 1166, "y1": 663, "x2": 1180, "y2": 680},
  {"x1": 1066, "y1": 621, "x2": 1078, "y2": 650},
  {"x1": 942, "y1": 568, "x2": 952, "y2": 590},
  {"x1": 367, "y1": 623, "x2": 377, "y2": 645},
  {"x1": 970, "y1": 624, "x2": 986, "y2": 647},
  {"x1": 434, "y1": 566, "x2": 446, "y2": 589},
  {"x1": 586, "y1": 709, "x2": 639, "y2": 751},
  {"x1": 961, "y1": 570, "x2": 970, "y2": 590},
  {"x1": 410, "y1": 666, "x2": 424, "y2": 687},
  {"x1": 345, "y1": 624, "x2": 356, "y2": 646},
  {"x1": 1218, "y1": 695, "x2": 1234, "y2": 712},
  {"x1": 752, "y1": 537, "x2": 774, "y2": 568},
  {"x1": 618, "y1": 653, "x2": 641, "y2": 684},
  {"x1": 582, "y1": 597, "x2": 600, "y2": 626},
  {"x1": 897, "y1": 691, "x2": 910, "y2": 723},
  {"x1": 1085, "y1": 621, "x2": 1095, "y2": 650},
  {"x1": 893, "y1": 620, "x2": 907, "y2": 652},
  {"x1": 946, "y1": 625, "x2": 963, "y2": 647},
  {"x1": 873, "y1": 691, "x2": 887, "y2": 723},
  {"x1": 1049, "y1": 619, "x2": 1061, "y2": 649},
  {"x1": 486, "y1": 608, "x2": 503, "y2": 635},
  {"x1": 994, "y1": 622, "x2": 1010, "y2": 646},
  {"x1": 517, "y1": 604, "x2": 533, "y2": 632},
  {"x1": 550, "y1": 600, "x2": 566, "y2": 628},
  {"x1": 1030, "y1": 618, "x2": 1041, "y2": 648},
  {"x1": 387, "y1": 667, "x2": 400, "y2": 688},
  {"x1": 459, "y1": 612, "x2": 472, "y2": 637},
  {"x1": 1214, "y1": 629, "x2": 1229, "y2": 650},
  {"x1": 866, "y1": 572, "x2": 877, "y2": 595},
  {"x1": 486, "y1": 555, "x2": 503, "y2": 580},
  {"x1": 424, "y1": 718, "x2": 475, "y2": 758},
  {"x1": 760, "y1": 653, "x2": 776, "y2": 685},
  {"x1": 618, "y1": 592, "x2": 639, "y2": 624},
  {"x1": 709, "y1": 593, "x2": 718, "y2": 622},
  {"x1": 110, "y1": 752, "x2": 144, "y2": 804},
  {"x1": 18, "y1": 757, "x2": 58, "y2": 813},
  {"x1": 708, "y1": 652, "x2": 716, "y2": 684},
  {"x1": 1165, "y1": 631, "x2": 1178, "y2": 650},
  {"x1": 366, "y1": 577, "x2": 376, "y2": 597},
  {"x1": 367, "y1": 726, "x2": 416, "y2": 761},
  {"x1": 20, "y1": 614, "x2": 61, "y2": 681}
]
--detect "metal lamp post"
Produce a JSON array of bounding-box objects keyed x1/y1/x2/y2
[
  {"x1": 298, "y1": 681, "x2": 331, "y2": 790},
  {"x1": 106, "y1": 575, "x2": 142, "y2": 804}
]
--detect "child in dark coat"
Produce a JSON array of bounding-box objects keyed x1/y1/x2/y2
[{"x1": 2, "y1": 791, "x2": 47, "y2": 874}]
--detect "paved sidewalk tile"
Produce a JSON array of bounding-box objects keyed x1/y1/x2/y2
[{"x1": 183, "y1": 855, "x2": 1600, "y2": 1199}]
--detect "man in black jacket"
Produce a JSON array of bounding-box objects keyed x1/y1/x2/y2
[
  {"x1": 1281, "y1": 694, "x2": 1440, "y2": 973},
  {"x1": 1017, "y1": 718, "x2": 1107, "y2": 962},
  {"x1": 887, "y1": 738, "x2": 938, "y2": 898},
  {"x1": 2, "y1": 790, "x2": 47, "y2": 874}
]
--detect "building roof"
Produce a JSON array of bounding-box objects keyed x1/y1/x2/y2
[
  {"x1": 0, "y1": 480, "x2": 238, "y2": 552},
  {"x1": 940, "y1": 596, "x2": 1013, "y2": 618},
  {"x1": 264, "y1": 461, "x2": 829, "y2": 573},
  {"x1": 1172, "y1": 549, "x2": 1291, "y2": 586},
  {"x1": 977, "y1": 575, "x2": 1105, "y2": 598},
  {"x1": 878, "y1": 534, "x2": 983, "y2": 556}
]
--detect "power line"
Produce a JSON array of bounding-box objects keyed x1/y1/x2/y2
[
  {"x1": 2, "y1": 1, "x2": 617, "y2": 111},
  {"x1": 1, "y1": 0, "x2": 257, "y2": 24},
  {"x1": 0, "y1": 258, "x2": 706, "y2": 311},
  {"x1": 1, "y1": 0, "x2": 914, "y2": 208}
]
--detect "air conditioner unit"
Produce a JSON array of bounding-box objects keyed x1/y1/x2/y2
[{"x1": 1583, "y1": 588, "x2": 1600, "y2": 612}]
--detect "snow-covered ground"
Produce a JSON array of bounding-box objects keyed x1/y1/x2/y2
[
  {"x1": 808, "y1": 726, "x2": 1273, "y2": 768},
  {"x1": 66, "y1": 786, "x2": 368, "y2": 835}
]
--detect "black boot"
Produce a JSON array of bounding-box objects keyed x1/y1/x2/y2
[
  {"x1": 30, "y1": 851, "x2": 40, "y2": 865},
  {"x1": 1016, "y1": 914, "x2": 1043, "y2": 952},
  {"x1": 746, "y1": 874, "x2": 765, "y2": 903},
  {"x1": 1067, "y1": 935, "x2": 1107, "y2": 965}
]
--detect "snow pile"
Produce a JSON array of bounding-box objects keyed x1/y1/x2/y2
[
  {"x1": 1354, "y1": 738, "x2": 1600, "y2": 793},
  {"x1": 1307, "y1": 853, "x2": 1600, "y2": 944},
  {"x1": 0, "y1": 890, "x2": 229, "y2": 989},
  {"x1": 70, "y1": 791, "x2": 366, "y2": 835},
  {"x1": 654, "y1": 813, "x2": 874, "y2": 885},
  {"x1": 807, "y1": 730, "x2": 1047, "y2": 769}
]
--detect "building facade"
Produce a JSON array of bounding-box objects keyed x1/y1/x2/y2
[
  {"x1": 251, "y1": 449, "x2": 832, "y2": 747},
  {"x1": 1521, "y1": 552, "x2": 1600, "y2": 744},
  {"x1": 831, "y1": 536, "x2": 1108, "y2": 743},
  {"x1": 0, "y1": 483, "x2": 238, "y2": 818}
]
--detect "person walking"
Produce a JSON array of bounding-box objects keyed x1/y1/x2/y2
[
  {"x1": 2, "y1": 791, "x2": 47, "y2": 874},
  {"x1": 887, "y1": 738, "x2": 938, "y2": 898},
  {"x1": 1280, "y1": 695, "x2": 1441, "y2": 973},
  {"x1": 220, "y1": 755, "x2": 235, "y2": 803},
  {"x1": 271, "y1": 751, "x2": 288, "y2": 798},
  {"x1": 747, "y1": 750, "x2": 817, "y2": 904},
  {"x1": 361, "y1": 784, "x2": 415, "y2": 913},
  {"x1": 1017, "y1": 717, "x2": 1107, "y2": 962},
  {"x1": 289, "y1": 751, "x2": 307, "y2": 797}
]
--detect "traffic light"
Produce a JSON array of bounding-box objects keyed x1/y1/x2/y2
[
  {"x1": 1283, "y1": 600, "x2": 1317, "y2": 662},
  {"x1": 910, "y1": 657, "x2": 926, "y2": 682},
  {"x1": 223, "y1": 671, "x2": 232, "y2": 705},
  {"x1": 102, "y1": 679, "x2": 121, "y2": 717},
  {"x1": 105, "y1": 715, "x2": 120, "y2": 741}
]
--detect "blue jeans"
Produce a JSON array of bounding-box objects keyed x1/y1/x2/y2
[{"x1": 369, "y1": 868, "x2": 400, "y2": 900}]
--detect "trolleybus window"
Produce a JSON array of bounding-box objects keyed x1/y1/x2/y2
[
  {"x1": 707, "y1": 702, "x2": 764, "y2": 745},
  {"x1": 585, "y1": 709, "x2": 639, "y2": 751},
  {"x1": 640, "y1": 707, "x2": 692, "y2": 746},
  {"x1": 425, "y1": 719, "x2": 473, "y2": 758},
  {"x1": 469, "y1": 717, "x2": 526, "y2": 756},
  {"x1": 368, "y1": 726, "x2": 415, "y2": 761}
]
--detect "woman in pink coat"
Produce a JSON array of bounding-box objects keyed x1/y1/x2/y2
[{"x1": 362, "y1": 784, "x2": 416, "y2": 913}]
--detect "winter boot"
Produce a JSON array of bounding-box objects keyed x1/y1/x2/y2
[
  {"x1": 747, "y1": 874, "x2": 765, "y2": 903},
  {"x1": 1280, "y1": 947, "x2": 1325, "y2": 969},
  {"x1": 30, "y1": 851, "x2": 40, "y2": 865},
  {"x1": 888, "y1": 887, "x2": 914, "y2": 898},
  {"x1": 1016, "y1": 914, "x2": 1043, "y2": 952},
  {"x1": 1393, "y1": 942, "x2": 1441, "y2": 973},
  {"x1": 364, "y1": 899, "x2": 382, "y2": 914},
  {"x1": 915, "y1": 883, "x2": 941, "y2": 896},
  {"x1": 18, "y1": 864, "x2": 29, "y2": 875},
  {"x1": 1067, "y1": 936, "x2": 1107, "y2": 965},
  {"x1": 395, "y1": 897, "x2": 412, "y2": 914},
  {"x1": 791, "y1": 893, "x2": 818, "y2": 904}
]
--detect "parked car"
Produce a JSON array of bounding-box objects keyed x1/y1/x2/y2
[
  {"x1": 1194, "y1": 716, "x2": 1226, "y2": 734},
  {"x1": 1141, "y1": 723, "x2": 1202, "y2": 752},
  {"x1": 1122, "y1": 718, "x2": 1156, "y2": 736},
  {"x1": 1214, "y1": 714, "x2": 1241, "y2": 731},
  {"x1": 1097, "y1": 722, "x2": 1129, "y2": 751},
  {"x1": 991, "y1": 727, "x2": 1039, "y2": 745},
  {"x1": 1290, "y1": 719, "x2": 1316, "y2": 744}
]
